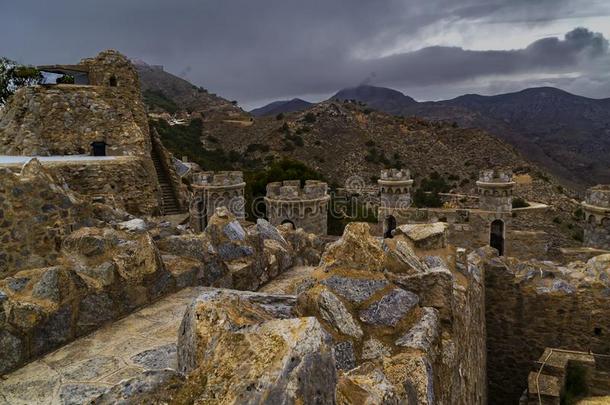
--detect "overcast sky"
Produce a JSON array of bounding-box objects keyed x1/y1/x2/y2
[{"x1": 2, "y1": 0, "x2": 610, "y2": 109}]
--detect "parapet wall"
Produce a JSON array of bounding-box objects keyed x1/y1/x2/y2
[
  {"x1": 484, "y1": 252, "x2": 610, "y2": 404},
  {"x1": 265, "y1": 180, "x2": 329, "y2": 235},
  {"x1": 380, "y1": 168, "x2": 411, "y2": 181},
  {"x1": 193, "y1": 171, "x2": 245, "y2": 187},
  {"x1": 266, "y1": 180, "x2": 328, "y2": 200}
]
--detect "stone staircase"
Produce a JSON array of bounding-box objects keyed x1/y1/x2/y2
[{"x1": 151, "y1": 148, "x2": 181, "y2": 215}]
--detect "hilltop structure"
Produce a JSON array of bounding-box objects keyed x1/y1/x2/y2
[
  {"x1": 0, "y1": 50, "x2": 187, "y2": 216},
  {"x1": 265, "y1": 180, "x2": 330, "y2": 234},
  {"x1": 0, "y1": 48, "x2": 609, "y2": 405}
]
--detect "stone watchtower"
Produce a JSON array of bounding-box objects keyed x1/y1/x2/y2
[
  {"x1": 265, "y1": 180, "x2": 330, "y2": 235},
  {"x1": 377, "y1": 169, "x2": 413, "y2": 238},
  {"x1": 582, "y1": 185, "x2": 610, "y2": 250},
  {"x1": 476, "y1": 169, "x2": 515, "y2": 213},
  {"x1": 476, "y1": 169, "x2": 515, "y2": 256},
  {"x1": 189, "y1": 171, "x2": 246, "y2": 232}
]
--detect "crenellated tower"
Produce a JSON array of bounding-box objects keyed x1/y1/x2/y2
[
  {"x1": 189, "y1": 171, "x2": 246, "y2": 232},
  {"x1": 476, "y1": 169, "x2": 515, "y2": 213},
  {"x1": 582, "y1": 185, "x2": 610, "y2": 250},
  {"x1": 264, "y1": 180, "x2": 330, "y2": 235},
  {"x1": 378, "y1": 169, "x2": 413, "y2": 237}
]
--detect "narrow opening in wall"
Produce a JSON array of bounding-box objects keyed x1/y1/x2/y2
[
  {"x1": 281, "y1": 219, "x2": 295, "y2": 230},
  {"x1": 109, "y1": 76, "x2": 118, "y2": 87},
  {"x1": 594, "y1": 327, "x2": 602, "y2": 336},
  {"x1": 384, "y1": 215, "x2": 396, "y2": 238},
  {"x1": 490, "y1": 219, "x2": 505, "y2": 256}
]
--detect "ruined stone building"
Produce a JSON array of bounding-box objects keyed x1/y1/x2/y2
[
  {"x1": 0, "y1": 50, "x2": 187, "y2": 216},
  {"x1": 265, "y1": 180, "x2": 330, "y2": 235}
]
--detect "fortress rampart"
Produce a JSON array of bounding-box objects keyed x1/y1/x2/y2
[{"x1": 265, "y1": 180, "x2": 329, "y2": 235}]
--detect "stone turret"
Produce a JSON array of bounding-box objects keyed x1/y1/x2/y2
[
  {"x1": 377, "y1": 169, "x2": 413, "y2": 238},
  {"x1": 582, "y1": 185, "x2": 610, "y2": 249},
  {"x1": 189, "y1": 171, "x2": 246, "y2": 232},
  {"x1": 476, "y1": 169, "x2": 515, "y2": 213},
  {"x1": 264, "y1": 180, "x2": 330, "y2": 235},
  {"x1": 378, "y1": 169, "x2": 413, "y2": 210}
]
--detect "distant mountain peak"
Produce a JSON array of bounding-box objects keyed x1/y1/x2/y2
[{"x1": 250, "y1": 98, "x2": 313, "y2": 117}]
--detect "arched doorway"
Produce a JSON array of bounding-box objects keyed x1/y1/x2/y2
[
  {"x1": 384, "y1": 215, "x2": 397, "y2": 239},
  {"x1": 281, "y1": 219, "x2": 295, "y2": 229},
  {"x1": 490, "y1": 219, "x2": 504, "y2": 256}
]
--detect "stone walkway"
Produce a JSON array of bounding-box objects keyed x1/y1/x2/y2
[{"x1": 0, "y1": 287, "x2": 206, "y2": 405}]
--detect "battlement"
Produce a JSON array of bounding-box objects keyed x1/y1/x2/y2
[
  {"x1": 192, "y1": 171, "x2": 244, "y2": 187},
  {"x1": 266, "y1": 180, "x2": 328, "y2": 200},
  {"x1": 477, "y1": 169, "x2": 514, "y2": 184},
  {"x1": 585, "y1": 184, "x2": 610, "y2": 209},
  {"x1": 380, "y1": 168, "x2": 411, "y2": 181}
]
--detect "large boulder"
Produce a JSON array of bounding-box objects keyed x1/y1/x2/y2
[
  {"x1": 321, "y1": 223, "x2": 385, "y2": 272},
  {"x1": 176, "y1": 289, "x2": 336, "y2": 404}
]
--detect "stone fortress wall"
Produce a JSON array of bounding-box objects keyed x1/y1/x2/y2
[
  {"x1": 483, "y1": 252, "x2": 610, "y2": 404},
  {"x1": 189, "y1": 170, "x2": 246, "y2": 232},
  {"x1": 265, "y1": 179, "x2": 330, "y2": 235},
  {"x1": 583, "y1": 184, "x2": 610, "y2": 249},
  {"x1": 377, "y1": 168, "x2": 556, "y2": 259},
  {"x1": 0, "y1": 50, "x2": 164, "y2": 217}
]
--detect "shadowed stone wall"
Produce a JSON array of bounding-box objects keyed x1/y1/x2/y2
[{"x1": 484, "y1": 253, "x2": 610, "y2": 404}]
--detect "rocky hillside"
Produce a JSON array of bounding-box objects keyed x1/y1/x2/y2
[
  {"x1": 135, "y1": 61, "x2": 248, "y2": 119},
  {"x1": 250, "y1": 98, "x2": 313, "y2": 117},
  {"x1": 332, "y1": 85, "x2": 610, "y2": 188}
]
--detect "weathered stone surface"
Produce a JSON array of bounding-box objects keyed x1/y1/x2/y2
[
  {"x1": 395, "y1": 307, "x2": 440, "y2": 353},
  {"x1": 362, "y1": 338, "x2": 392, "y2": 361},
  {"x1": 336, "y1": 363, "x2": 403, "y2": 405},
  {"x1": 359, "y1": 288, "x2": 419, "y2": 327},
  {"x1": 31, "y1": 267, "x2": 61, "y2": 301},
  {"x1": 91, "y1": 369, "x2": 185, "y2": 405},
  {"x1": 256, "y1": 218, "x2": 288, "y2": 246},
  {"x1": 321, "y1": 275, "x2": 389, "y2": 304},
  {"x1": 395, "y1": 222, "x2": 448, "y2": 249},
  {"x1": 321, "y1": 223, "x2": 385, "y2": 272},
  {"x1": 386, "y1": 269, "x2": 453, "y2": 321},
  {"x1": 130, "y1": 343, "x2": 177, "y2": 370},
  {"x1": 316, "y1": 287, "x2": 363, "y2": 338},
  {"x1": 0, "y1": 330, "x2": 23, "y2": 374},
  {"x1": 334, "y1": 340, "x2": 357, "y2": 371},
  {"x1": 59, "y1": 384, "x2": 109, "y2": 405},
  {"x1": 178, "y1": 288, "x2": 298, "y2": 374},
  {"x1": 385, "y1": 240, "x2": 429, "y2": 275},
  {"x1": 178, "y1": 312, "x2": 336, "y2": 404},
  {"x1": 383, "y1": 353, "x2": 434, "y2": 405}
]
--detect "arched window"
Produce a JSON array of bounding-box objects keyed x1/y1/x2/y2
[
  {"x1": 490, "y1": 219, "x2": 504, "y2": 256},
  {"x1": 384, "y1": 215, "x2": 397, "y2": 239}
]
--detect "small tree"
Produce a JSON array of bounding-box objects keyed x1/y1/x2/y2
[{"x1": 0, "y1": 57, "x2": 42, "y2": 106}]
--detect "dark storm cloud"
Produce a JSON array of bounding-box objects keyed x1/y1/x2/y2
[{"x1": 1, "y1": 0, "x2": 609, "y2": 104}]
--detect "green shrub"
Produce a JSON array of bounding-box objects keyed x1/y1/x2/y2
[
  {"x1": 276, "y1": 113, "x2": 284, "y2": 120},
  {"x1": 246, "y1": 143, "x2": 270, "y2": 153},
  {"x1": 304, "y1": 112, "x2": 316, "y2": 123},
  {"x1": 56, "y1": 74, "x2": 75, "y2": 84},
  {"x1": 151, "y1": 118, "x2": 232, "y2": 171},
  {"x1": 143, "y1": 90, "x2": 179, "y2": 114}
]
